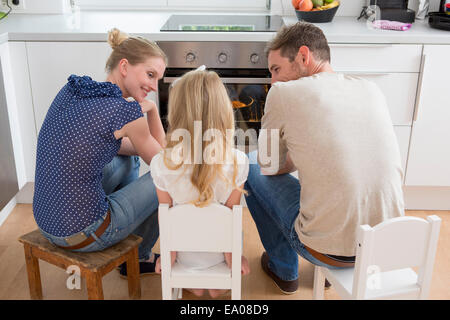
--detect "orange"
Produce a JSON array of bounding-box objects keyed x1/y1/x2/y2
[{"x1": 292, "y1": 0, "x2": 300, "y2": 9}]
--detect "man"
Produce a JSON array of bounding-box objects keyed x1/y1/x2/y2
[{"x1": 245, "y1": 22, "x2": 405, "y2": 294}]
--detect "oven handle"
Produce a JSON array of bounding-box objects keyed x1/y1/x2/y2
[{"x1": 163, "y1": 77, "x2": 271, "y2": 84}]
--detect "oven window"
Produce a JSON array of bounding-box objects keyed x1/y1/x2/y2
[
  {"x1": 227, "y1": 83, "x2": 268, "y2": 133},
  {"x1": 158, "y1": 68, "x2": 271, "y2": 151}
]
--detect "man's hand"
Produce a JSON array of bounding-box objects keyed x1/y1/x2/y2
[{"x1": 139, "y1": 99, "x2": 157, "y2": 114}]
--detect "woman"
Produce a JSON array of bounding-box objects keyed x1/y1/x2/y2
[{"x1": 33, "y1": 28, "x2": 166, "y2": 277}]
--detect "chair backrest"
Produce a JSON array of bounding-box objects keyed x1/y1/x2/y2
[
  {"x1": 159, "y1": 203, "x2": 242, "y2": 253},
  {"x1": 159, "y1": 203, "x2": 243, "y2": 299},
  {"x1": 352, "y1": 215, "x2": 441, "y2": 299}
]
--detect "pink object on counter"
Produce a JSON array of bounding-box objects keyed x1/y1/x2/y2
[{"x1": 372, "y1": 20, "x2": 412, "y2": 31}]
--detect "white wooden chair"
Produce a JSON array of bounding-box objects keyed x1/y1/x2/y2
[
  {"x1": 313, "y1": 215, "x2": 441, "y2": 300},
  {"x1": 158, "y1": 203, "x2": 243, "y2": 300}
]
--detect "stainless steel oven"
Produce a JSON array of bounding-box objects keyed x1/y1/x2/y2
[{"x1": 157, "y1": 41, "x2": 271, "y2": 148}]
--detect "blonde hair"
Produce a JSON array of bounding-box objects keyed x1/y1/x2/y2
[
  {"x1": 164, "y1": 70, "x2": 246, "y2": 207},
  {"x1": 105, "y1": 28, "x2": 168, "y2": 73}
]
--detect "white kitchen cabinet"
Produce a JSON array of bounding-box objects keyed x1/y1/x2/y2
[
  {"x1": 394, "y1": 126, "x2": 411, "y2": 178},
  {"x1": 330, "y1": 44, "x2": 422, "y2": 73},
  {"x1": 0, "y1": 43, "x2": 27, "y2": 188},
  {"x1": 405, "y1": 45, "x2": 450, "y2": 186},
  {"x1": 0, "y1": 43, "x2": 19, "y2": 214},
  {"x1": 345, "y1": 72, "x2": 419, "y2": 126},
  {"x1": 26, "y1": 42, "x2": 112, "y2": 132},
  {"x1": 329, "y1": 44, "x2": 422, "y2": 179}
]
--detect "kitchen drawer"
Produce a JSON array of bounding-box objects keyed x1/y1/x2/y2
[
  {"x1": 330, "y1": 44, "x2": 422, "y2": 73},
  {"x1": 343, "y1": 72, "x2": 419, "y2": 125}
]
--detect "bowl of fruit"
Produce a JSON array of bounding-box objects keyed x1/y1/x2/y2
[{"x1": 293, "y1": 0, "x2": 340, "y2": 23}]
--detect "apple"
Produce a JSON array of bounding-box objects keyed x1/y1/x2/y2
[{"x1": 298, "y1": 0, "x2": 313, "y2": 11}]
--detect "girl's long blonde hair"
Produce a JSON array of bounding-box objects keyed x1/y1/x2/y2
[{"x1": 164, "y1": 70, "x2": 246, "y2": 207}]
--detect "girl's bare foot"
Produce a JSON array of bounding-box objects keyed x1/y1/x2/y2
[
  {"x1": 208, "y1": 289, "x2": 228, "y2": 298},
  {"x1": 187, "y1": 288, "x2": 204, "y2": 297},
  {"x1": 241, "y1": 256, "x2": 251, "y2": 275}
]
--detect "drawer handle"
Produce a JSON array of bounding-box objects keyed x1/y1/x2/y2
[{"x1": 413, "y1": 54, "x2": 426, "y2": 122}]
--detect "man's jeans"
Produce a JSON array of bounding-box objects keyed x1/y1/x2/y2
[
  {"x1": 244, "y1": 151, "x2": 345, "y2": 281},
  {"x1": 40, "y1": 155, "x2": 159, "y2": 260}
]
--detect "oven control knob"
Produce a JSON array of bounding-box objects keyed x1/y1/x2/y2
[
  {"x1": 185, "y1": 52, "x2": 196, "y2": 63},
  {"x1": 250, "y1": 53, "x2": 260, "y2": 64},
  {"x1": 218, "y1": 53, "x2": 228, "y2": 63}
]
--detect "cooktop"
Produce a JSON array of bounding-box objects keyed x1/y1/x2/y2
[{"x1": 160, "y1": 15, "x2": 284, "y2": 32}]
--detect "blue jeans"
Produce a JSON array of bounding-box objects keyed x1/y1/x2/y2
[
  {"x1": 40, "y1": 155, "x2": 159, "y2": 260},
  {"x1": 244, "y1": 151, "x2": 346, "y2": 281}
]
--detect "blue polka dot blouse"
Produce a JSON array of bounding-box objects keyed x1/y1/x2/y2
[{"x1": 33, "y1": 75, "x2": 143, "y2": 237}]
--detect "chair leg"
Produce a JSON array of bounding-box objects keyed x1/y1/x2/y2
[
  {"x1": 23, "y1": 244, "x2": 43, "y2": 300},
  {"x1": 86, "y1": 271, "x2": 104, "y2": 300},
  {"x1": 231, "y1": 288, "x2": 241, "y2": 300},
  {"x1": 313, "y1": 266, "x2": 325, "y2": 300},
  {"x1": 126, "y1": 247, "x2": 141, "y2": 299},
  {"x1": 161, "y1": 274, "x2": 172, "y2": 300},
  {"x1": 172, "y1": 288, "x2": 182, "y2": 300}
]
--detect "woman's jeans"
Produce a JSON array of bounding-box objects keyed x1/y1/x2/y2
[
  {"x1": 40, "y1": 155, "x2": 159, "y2": 261},
  {"x1": 244, "y1": 151, "x2": 346, "y2": 281}
]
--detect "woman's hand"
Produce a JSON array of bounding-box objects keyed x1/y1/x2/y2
[
  {"x1": 139, "y1": 99, "x2": 157, "y2": 114},
  {"x1": 140, "y1": 99, "x2": 166, "y2": 148}
]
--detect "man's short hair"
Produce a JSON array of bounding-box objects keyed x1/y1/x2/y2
[{"x1": 266, "y1": 22, "x2": 331, "y2": 63}]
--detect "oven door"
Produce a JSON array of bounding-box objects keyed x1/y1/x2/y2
[{"x1": 159, "y1": 69, "x2": 271, "y2": 138}]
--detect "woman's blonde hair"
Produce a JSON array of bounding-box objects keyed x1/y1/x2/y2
[
  {"x1": 164, "y1": 70, "x2": 246, "y2": 207},
  {"x1": 105, "y1": 28, "x2": 168, "y2": 73}
]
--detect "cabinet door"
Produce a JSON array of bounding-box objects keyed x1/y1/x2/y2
[
  {"x1": 341, "y1": 73, "x2": 418, "y2": 125},
  {"x1": 405, "y1": 45, "x2": 450, "y2": 186},
  {"x1": 26, "y1": 42, "x2": 112, "y2": 131},
  {"x1": 0, "y1": 59, "x2": 19, "y2": 210}
]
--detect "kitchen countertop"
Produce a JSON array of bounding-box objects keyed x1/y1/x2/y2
[{"x1": 0, "y1": 10, "x2": 449, "y2": 44}]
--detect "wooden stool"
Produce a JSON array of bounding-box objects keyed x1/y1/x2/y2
[{"x1": 18, "y1": 229, "x2": 143, "y2": 300}]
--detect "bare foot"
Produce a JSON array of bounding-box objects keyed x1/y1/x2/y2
[
  {"x1": 241, "y1": 256, "x2": 251, "y2": 275},
  {"x1": 155, "y1": 256, "x2": 161, "y2": 274},
  {"x1": 187, "y1": 288, "x2": 204, "y2": 297},
  {"x1": 208, "y1": 289, "x2": 229, "y2": 298}
]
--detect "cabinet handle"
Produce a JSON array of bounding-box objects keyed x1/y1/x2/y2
[{"x1": 413, "y1": 54, "x2": 426, "y2": 122}]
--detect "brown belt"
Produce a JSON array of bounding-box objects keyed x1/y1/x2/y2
[
  {"x1": 58, "y1": 211, "x2": 111, "y2": 250},
  {"x1": 305, "y1": 245, "x2": 355, "y2": 268}
]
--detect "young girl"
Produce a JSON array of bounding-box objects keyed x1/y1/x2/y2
[{"x1": 150, "y1": 69, "x2": 251, "y2": 298}]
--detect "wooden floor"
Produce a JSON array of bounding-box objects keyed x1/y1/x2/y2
[{"x1": 0, "y1": 204, "x2": 448, "y2": 300}]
